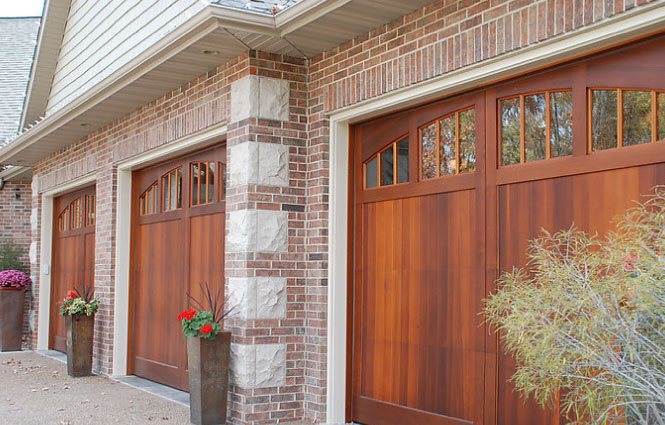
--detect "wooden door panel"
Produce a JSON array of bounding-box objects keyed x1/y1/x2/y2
[
  {"x1": 355, "y1": 190, "x2": 485, "y2": 425},
  {"x1": 50, "y1": 235, "x2": 80, "y2": 352},
  {"x1": 132, "y1": 220, "x2": 185, "y2": 389},
  {"x1": 188, "y1": 212, "x2": 225, "y2": 306},
  {"x1": 497, "y1": 164, "x2": 665, "y2": 425},
  {"x1": 50, "y1": 186, "x2": 96, "y2": 353}
]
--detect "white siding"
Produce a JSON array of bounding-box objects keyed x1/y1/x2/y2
[{"x1": 46, "y1": 0, "x2": 207, "y2": 114}]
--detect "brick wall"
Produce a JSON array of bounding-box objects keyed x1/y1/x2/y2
[
  {"x1": 0, "y1": 180, "x2": 32, "y2": 349},
  {"x1": 22, "y1": 0, "x2": 659, "y2": 423}
]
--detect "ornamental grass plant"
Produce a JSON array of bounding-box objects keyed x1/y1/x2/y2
[{"x1": 485, "y1": 187, "x2": 665, "y2": 424}]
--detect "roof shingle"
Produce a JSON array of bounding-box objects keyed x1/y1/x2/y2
[{"x1": 0, "y1": 17, "x2": 40, "y2": 144}]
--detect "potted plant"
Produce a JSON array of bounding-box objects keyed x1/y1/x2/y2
[
  {"x1": 59, "y1": 284, "x2": 99, "y2": 377},
  {"x1": 177, "y1": 283, "x2": 233, "y2": 425},
  {"x1": 0, "y1": 270, "x2": 31, "y2": 351}
]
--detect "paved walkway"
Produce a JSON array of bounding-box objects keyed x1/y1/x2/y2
[{"x1": 0, "y1": 351, "x2": 190, "y2": 424}]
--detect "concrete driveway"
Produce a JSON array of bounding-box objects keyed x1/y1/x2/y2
[{"x1": 0, "y1": 351, "x2": 190, "y2": 424}]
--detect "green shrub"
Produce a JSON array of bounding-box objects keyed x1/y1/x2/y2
[
  {"x1": 485, "y1": 187, "x2": 665, "y2": 424},
  {"x1": 0, "y1": 239, "x2": 28, "y2": 273}
]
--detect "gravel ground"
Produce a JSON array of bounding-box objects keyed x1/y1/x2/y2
[{"x1": 0, "y1": 351, "x2": 190, "y2": 425}]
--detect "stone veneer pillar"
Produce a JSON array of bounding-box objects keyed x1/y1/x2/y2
[{"x1": 225, "y1": 72, "x2": 306, "y2": 424}]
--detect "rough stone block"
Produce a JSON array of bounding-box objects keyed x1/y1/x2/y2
[
  {"x1": 258, "y1": 143, "x2": 289, "y2": 186},
  {"x1": 227, "y1": 277, "x2": 256, "y2": 320},
  {"x1": 230, "y1": 343, "x2": 287, "y2": 389},
  {"x1": 228, "y1": 141, "x2": 258, "y2": 187},
  {"x1": 227, "y1": 277, "x2": 287, "y2": 320},
  {"x1": 228, "y1": 142, "x2": 289, "y2": 188},
  {"x1": 258, "y1": 77, "x2": 290, "y2": 122},
  {"x1": 29, "y1": 241, "x2": 37, "y2": 265},
  {"x1": 226, "y1": 210, "x2": 288, "y2": 253},
  {"x1": 230, "y1": 75, "x2": 290, "y2": 122},
  {"x1": 255, "y1": 210, "x2": 288, "y2": 252},
  {"x1": 255, "y1": 277, "x2": 287, "y2": 319},
  {"x1": 230, "y1": 343, "x2": 255, "y2": 388},
  {"x1": 230, "y1": 76, "x2": 259, "y2": 123},
  {"x1": 255, "y1": 344, "x2": 286, "y2": 388},
  {"x1": 31, "y1": 208, "x2": 38, "y2": 232}
]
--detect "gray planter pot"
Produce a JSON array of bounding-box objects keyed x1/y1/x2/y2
[
  {"x1": 0, "y1": 289, "x2": 25, "y2": 352},
  {"x1": 187, "y1": 331, "x2": 232, "y2": 425},
  {"x1": 66, "y1": 314, "x2": 94, "y2": 377}
]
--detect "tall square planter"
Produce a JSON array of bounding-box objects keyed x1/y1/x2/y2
[
  {"x1": 0, "y1": 289, "x2": 25, "y2": 352},
  {"x1": 65, "y1": 314, "x2": 94, "y2": 377},
  {"x1": 187, "y1": 331, "x2": 232, "y2": 425}
]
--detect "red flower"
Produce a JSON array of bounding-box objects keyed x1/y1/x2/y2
[
  {"x1": 199, "y1": 324, "x2": 214, "y2": 335},
  {"x1": 177, "y1": 309, "x2": 197, "y2": 321},
  {"x1": 65, "y1": 290, "x2": 78, "y2": 301}
]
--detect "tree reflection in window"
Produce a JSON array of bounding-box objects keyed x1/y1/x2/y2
[
  {"x1": 591, "y1": 89, "x2": 665, "y2": 151},
  {"x1": 550, "y1": 91, "x2": 573, "y2": 157},
  {"x1": 420, "y1": 106, "x2": 477, "y2": 178},
  {"x1": 364, "y1": 136, "x2": 409, "y2": 189},
  {"x1": 500, "y1": 90, "x2": 573, "y2": 165},
  {"x1": 191, "y1": 162, "x2": 216, "y2": 207},
  {"x1": 623, "y1": 91, "x2": 652, "y2": 146}
]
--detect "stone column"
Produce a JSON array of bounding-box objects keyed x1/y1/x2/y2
[{"x1": 225, "y1": 64, "x2": 307, "y2": 425}]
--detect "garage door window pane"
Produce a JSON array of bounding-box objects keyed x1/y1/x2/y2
[
  {"x1": 421, "y1": 123, "x2": 437, "y2": 179},
  {"x1": 524, "y1": 93, "x2": 546, "y2": 162},
  {"x1": 439, "y1": 115, "x2": 456, "y2": 176},
  {"x1": 191, "y1": 162, "x2": 216, "y2": 206},
  {"x1": 365, "y1": 157, "x2": 378, "y2": 189},
  {"x1": 500, "y1": 98, "x2": 521, "y2": 165},
  {"x1": 591, "y1": 90, "x2": 618, "y2": 151},
  {"x1": 459, "y1": 109, "x2": 476, "y2": 173},
  {"x1": 623, "y1": 90, "x2": 652, "y2": 146},
  {"x1": 162, "y1": 168, "x2": 182, "y2": 212},
  {"x1": 140, "y1": 183, "x2": 159, "y2": 216},
  {"x1": 206, "y1": 162, "x2": 215, "y2": 203},
  {"x1": 191, "y1": 164, "x2": 200, "y2": 206},
  {"x1": 397, "y1": 138, "x2": 409, "y2": 183},
  {"x1": 380, "y1": 146, "x2": 394, "y2": 186},
  {"x1": 550, "y1": 91, "x2": 573, "y2": 157}
]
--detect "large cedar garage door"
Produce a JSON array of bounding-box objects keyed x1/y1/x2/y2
[
  {"x1": 130, "y1": 144, "x2": 226, "y2": 390},
  {"x1": 50, "y1": 186, "x2": 96, "y2": 353},
  {"x1": 350, "y1": 35, "x2": 665, "y2": 425}
]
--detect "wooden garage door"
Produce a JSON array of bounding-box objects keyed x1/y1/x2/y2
[
  {"x1": 130, "y1": 144, "x2": 226, "y2": 391},
  {"x1": 350, "y1": 34, "x2": 665, "y2": 425},
  {"x1": 50, "y1": 186, "x2": 96, "y2": 353},
  {"x1": 352, "y1": 92, "x2": 488, "y2": 425}
]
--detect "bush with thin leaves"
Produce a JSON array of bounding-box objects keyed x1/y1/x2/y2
[
  {"x1": 485, "y1": 187, "x2": 665, "y2": 424},
  {"x1": 0, "y1": 239, "x2": 28, "y2": 273}
]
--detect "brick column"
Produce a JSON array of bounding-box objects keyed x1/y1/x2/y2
[{"x1": 225, "y1": 56, "x2": 308, "y2": 425}]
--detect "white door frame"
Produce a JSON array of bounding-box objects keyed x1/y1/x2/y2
[
  {"x1": 112, "y1": 123, "x2": 228, "y2": 376},
  {"x1": 325, "y1": 6, "x2": 665, "y2": 423},
  {"x1": 37, "y1": 174, "x2": 97, "y2": 351}
]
